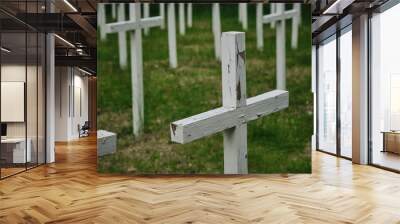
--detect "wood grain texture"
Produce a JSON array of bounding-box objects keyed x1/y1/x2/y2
[
  {"x1": 170, "y1": 90, "x2": 288, "y2": 144},
  {"x1": 1, "y1": 135, "x2": 400, "y2": 223}
]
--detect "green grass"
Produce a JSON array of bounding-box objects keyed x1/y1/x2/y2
[{"x1": 97, "y1": 4, "x2": 312, "y2": 174}]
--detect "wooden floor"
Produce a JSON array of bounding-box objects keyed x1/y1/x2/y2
[{"x1": 0, "y1": 136, "x2": 400, "y2": 223}]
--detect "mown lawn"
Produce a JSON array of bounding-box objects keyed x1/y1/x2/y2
[{"x1": 97, "y1": 4, "x2": 312, "y2": 174}]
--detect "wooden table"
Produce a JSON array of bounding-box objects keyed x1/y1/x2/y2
[{"x1": 382, "y1": 131, "x2": 400, "y2": 154}]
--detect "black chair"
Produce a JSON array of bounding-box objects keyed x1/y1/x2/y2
[{"x1": 78, "y1": 121, "x2": 90, "y2": 138}]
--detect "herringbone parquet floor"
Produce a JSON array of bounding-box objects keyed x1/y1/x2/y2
[{"x1": 0, "y1": 135, "x2": 399, "y2": 224}]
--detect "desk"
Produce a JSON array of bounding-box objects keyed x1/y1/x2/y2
[
  {"x1": 382, "y1": 131, "x2": 400, "y2": 154},
  {"x1": 1, "y1": 138, "x2": 31, "y2": 163}
]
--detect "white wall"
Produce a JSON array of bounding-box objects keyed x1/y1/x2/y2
[{"x1": 55, "y1": 67, "x2": 89, "y2": 141}]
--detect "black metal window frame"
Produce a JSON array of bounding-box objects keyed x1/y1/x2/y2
[{"x1": 315, "y1": 21, "x2": 352, "y2": 161}]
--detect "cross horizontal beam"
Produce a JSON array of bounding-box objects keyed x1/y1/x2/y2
[
  {"x1": 104, "y1": 16, "x2": 163, "y2": 33},
  {"x1": 170, "y1": 90, "x2": 289, "y2": 144},
  {"x1": 262, "y1": 9, "x2": 298, "y2": 24}
]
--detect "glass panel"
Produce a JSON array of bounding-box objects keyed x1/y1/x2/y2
[
  {"x1": 38, "y1": 32, "x2": 45, "y2": 165},
  {"x1": 1, "y1": 31, "x2": 27, "y2": 177},
  {"x1": 339, "y1": 27, "x2": 352, "y2": 158},
  {"x1": 371, "y1": 4, "x2": 400, "y2": 171},
  {"x1": 318, "y1": 35, "x2": 337, "y2": 154},
  {"x1": 27, "y1": 31, "x2": 38, "y2": 169}
]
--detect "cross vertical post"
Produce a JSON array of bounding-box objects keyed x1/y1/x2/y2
[
  {"x1": 187, "y1": 3, "x2": 193, "y2": 28},
  {"x1": 270, "y1": 4, "x2": 276, "y2": 28},
  {"x1": 239, "y1": 3, "x2": 247, "y2": 30},
  {"x1": 118, "y1": 3, "x2": 127, "y2": 69},
  {"x1": 256, "y1": 3, "x2": 263, "y2": 51},
  {"x1": 98, "y1": 4, "x2": 106, "y2": 41},
  {"x1": 179, "y1": 3, "x2": 186, "y2": 35},
  {"x1": 212, "y1": 3, "x2": 221, "y2": 60},
  {"x1": 221, "y1": 32, "x2": 248, "y2": 174},
  {"x1": 238, "y1": 4, "x2": 242, "y2": 22},
  {"x1": 160, "y1": 3, "x2": 165, "y2": 30},
  {"x1": 291, "y1": 3, "x2": 301, "y2": 49},
  {"x1": 111, "y1": 3, "x2": 116, "y2": 19},
  {"x1": 276, "y1": 3, "x2": 286, "y2": 90},
  {"x1": 168, "y1": 3, "x2": 178, "y2": 68},
  {"x1": 130, "y1": 3, "x2": 144, "y2": 137},
  {"x1": 143, "y1": 3, "x2": 150, "y2": 35}
]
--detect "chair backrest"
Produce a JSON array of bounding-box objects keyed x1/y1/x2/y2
[{"x1": 82, "y1": 121, "x2": 90, "y2": 129}]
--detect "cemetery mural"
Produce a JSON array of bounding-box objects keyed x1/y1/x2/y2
[{"x1": 97, "y1": 3, "x2": 312, "y2": 174}]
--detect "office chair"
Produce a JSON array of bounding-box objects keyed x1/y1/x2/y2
[{"x1": 79, "y1": 121, "x2": 90, "y2": 138}]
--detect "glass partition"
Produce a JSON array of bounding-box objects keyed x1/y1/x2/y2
[
  {"x1": 370, "y1": 3, "x2": 400, "y2": 171},
  {"x1": 317, "y1": 35, "x2": 337, "y2": 154},
  {"x1": 0, "y1": 1, "x2": 46, "y2": 179},
  {"x1": 0, "y1": 31, "x2": 28, "y2": 178},
  {"x1": 339, "y1": 26, "x2": 352, "y2": 158},
  {"x1": 27, "y1": 31, "x2": 38, "y2": 169}
]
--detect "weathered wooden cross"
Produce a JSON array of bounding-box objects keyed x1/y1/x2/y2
[
  {"x1": 257, "y1": 4, "x2": 301, "y2": 51},
  {"x1": 256, "y1": 3, "x2": 300, "y2": 90},
  {"x1": 170, "y1": 32, "x2": 289, "y2": 174},
  {"x1": 104, "y1": 3, "x2": 163, "y2": 137}
]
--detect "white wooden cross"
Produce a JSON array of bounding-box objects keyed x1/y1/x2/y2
[
  {"x1": 104, "y1": 3, "x2": 163, "y2": 137},
  {"x1": 257, "y1": 3, "x2": 300, "y2": 51},
  {"x1": 170, "y1": 32, "x2": 289, "y2": 174},
  {"x1": 257, "y1": 3, "x2": 300, "y2": 90},
  {"x1": 141, "y1": 4, "x2": 168, "y2": 35}
]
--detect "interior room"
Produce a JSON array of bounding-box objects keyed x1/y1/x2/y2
[
  {"x1": 54, "y1": 66, "x2": 92, "y2": 141},
  {"x1": 313, "y1": 0, "x2": 399, "y2": 172},
  {"x1": 370, "y1": 2, "x2": 400, "y2": 171},
  {"x1": 0, "y1": 0, "x2": 97, "y2": 179}
]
